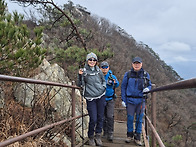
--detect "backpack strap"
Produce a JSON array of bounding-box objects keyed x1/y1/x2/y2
[
  {"x1": 127, "y1": 70, "x2": 132, "y2": 80},
  {"x1": 127, "y1": 70, "x2": 149, "y2": 88},
  {"x1": 143, "y1": 70, "x2": 149, "y2": 88},
  {"x1": 82, "y1": 67, "x2": 103, "y2": 83}
]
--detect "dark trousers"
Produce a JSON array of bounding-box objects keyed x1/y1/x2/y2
[
  {"x1": 103, "y1": 99, "x2": 115, "y2": 135},
  {"x1": 86, "y1": 95, "x2": 105, "y2": 137},
  {"x1": 126, "y1": 102, "x2": 145, "y2": 134}
]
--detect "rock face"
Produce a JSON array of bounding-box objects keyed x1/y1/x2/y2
[{"x1": 14, "y1": 59, "x2": 89, "y2": 145}]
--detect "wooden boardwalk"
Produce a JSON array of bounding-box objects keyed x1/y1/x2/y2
[{"x1": 83, "y1": 121, "x2": 145, "y2": 147}]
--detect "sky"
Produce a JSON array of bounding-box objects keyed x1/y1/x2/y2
[{"x1": 6, "y1": 0, "x2": 196, "y2": 80}]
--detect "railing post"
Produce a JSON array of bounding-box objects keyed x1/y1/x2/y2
[
  {"x1": 71, "y1": 81, "x2": 76, "y2": 147},
  {"x1": 151, "y1": 84, "x2": 156, "y2": 147}
]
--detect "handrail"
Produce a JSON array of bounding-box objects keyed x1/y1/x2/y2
[
  {"x1": 1, "y1": 74, "x2": 195, "y2": 147},
  {"x1": 0, "y1": 74, "x2": 83, "y2": 147},
  {"x1": 0, "y1": 74, "x2": 80, "y2": 89},
  {"x1": 0, "y1": 114, "x2": 88, "y2": 147},
  {"x1": 149, "y1": 78, "x2": 196, "y2": 93},
  {"x1": 145, "y1": 115, "x2": 165, "y2": 147},
  {"x1": 148, "y1": 78, "x2": 196, "y2": 147}
]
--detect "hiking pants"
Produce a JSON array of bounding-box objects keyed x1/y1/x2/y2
[
  {"x1": 86, "y1": 95, "x2": 105, "y2": 137},
  {"x1": 126, "y1": 102, "x2": 145, "y2": 134},
  {"x1": 103, "y1": 99, "x2": 115, "y2": 135}
]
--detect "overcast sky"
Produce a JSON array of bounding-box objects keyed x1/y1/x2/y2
[{"x1": 6, "y1": 0, "x2": 196, "y2": 80}]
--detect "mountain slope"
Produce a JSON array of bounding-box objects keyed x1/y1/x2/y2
[
  {"x1": 20, "y1": 3, "x2": 196, "y2": 146},
  {"x1": 62, "y1": 7, "x2": 196, "y2": 147}
]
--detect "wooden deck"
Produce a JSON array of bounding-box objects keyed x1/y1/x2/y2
[{"x1": 83, "y1": 121, "x2": 145, "y2": 147}]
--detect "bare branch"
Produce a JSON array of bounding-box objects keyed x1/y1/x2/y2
[{"x1": 10, "y1": 0, "x2": 87, "y2": 51}]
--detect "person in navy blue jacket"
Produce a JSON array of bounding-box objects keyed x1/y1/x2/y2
[
  {"x1": 100, "y1": 61, "x2": 119, "y2": 142},
  {"x1": 121, "y1": 57, "x2": 152, "y2": 146}
]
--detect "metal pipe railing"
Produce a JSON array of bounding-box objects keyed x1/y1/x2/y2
[
  {"x1": 0, "y1": 74, "x2": 80, "y2": 89},
  {"x1": 1, "y1": 74, "x2": 195, "y2": 147},
  {"x1": 0, "y1": 74, "x2": 83, "y2": 147},
  {"x1": 0, "y1": 114, "x2": 88, "y2": 147},
  {"x1": 71, "y1": 81, "x2": 76, "y2": 147},
  {"x1": 145, "y1": 115, "x2": 165, "y2": 147},
  {"x1": 149, "y1": 78, "x2": 196, "y2": 93},
  {"x1": 149, "y1": 78, "x2": 196, "y2": 147},
  {"x1": 151, "y1": 84, "x2": 157, "y2": 147}
]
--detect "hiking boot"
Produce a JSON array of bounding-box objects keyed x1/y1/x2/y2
[
  {"x1": 134, "y1": 133, "x2": 142, "y2": 146},
  {"x1": 95, "y1": 133, "x2": 103, "y2": 146},
  {"x1": 102, "y1": 132, "x2": 107, "y2": 138},
  {"x1": 134, "y1": 139, "x2": 142, "y2": 146},
  {"x1": 107, "y1": 134, "x2": 113, "y2": 142},
  {"x1": 134, "y1": 133, "x2": 141, "y2": 140},
  {"x1": 125, "y1": 132, "x2": 134, "y2": 143},
  {"x1": 88, "y1": 136, "x2": 96, "y2": 146},
  {"x1": 125, "y1": 136, "x2": 134, "y2": 143}
]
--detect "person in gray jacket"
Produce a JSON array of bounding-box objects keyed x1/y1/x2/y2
[{"x1": 77, "y1": 52, "x2": 106, "y2": 146}]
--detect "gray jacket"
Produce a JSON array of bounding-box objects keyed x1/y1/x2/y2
[{"x1": 77, "y1": 64, "x2": 106, "y2": 100}]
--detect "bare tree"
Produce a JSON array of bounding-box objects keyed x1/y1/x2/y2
[{"x1": 10, "y1": 0, "x2": 87, "y2": 51}]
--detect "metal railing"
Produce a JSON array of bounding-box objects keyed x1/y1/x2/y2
[
  {"x1": 113, "y1": 78, "x2": 196, "y2": 147},
  {"x1": 147, "y1": 78, "x2": 196, "y2": 147},
  {"x1": 0, "y1": 74, "x2": 195, "y2": 147},
  {"x1": 0, "y1": 74, "x2": 86, "y2": 147}
]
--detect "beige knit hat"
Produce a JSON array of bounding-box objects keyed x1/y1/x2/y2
[{"x1": 86, "y1": 52, "x2": 98, "y2": 61}]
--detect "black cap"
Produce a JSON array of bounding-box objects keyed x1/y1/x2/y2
[
  {"x1": 100, "y1": 61, "x2": 109, "y2": 67},
  {"x1": 132, "y1": 57, "x2": 142, "y2": 63}
]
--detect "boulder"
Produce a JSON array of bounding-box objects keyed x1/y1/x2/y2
[{"x1": 14, "y1": 59, "x2": 88, "y2": 145}]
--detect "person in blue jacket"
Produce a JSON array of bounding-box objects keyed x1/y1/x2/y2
[
  {"x1": 121, "y1": 56, "x2": 152, "y2": 146},
  {"x1": 100, "y1": 61, "x2": 119, "y2": 142}
]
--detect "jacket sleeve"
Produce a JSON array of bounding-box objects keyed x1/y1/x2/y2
[
  {"x1": 113, "y1": 75, "x2": 120, "y2": 88},
  {"x1": 121, "y1": 72, "x2": 128, "y2": 103}
]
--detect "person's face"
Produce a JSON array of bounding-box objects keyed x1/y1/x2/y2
[
  {"x1": 87, "y1": 58, "x2": 97, "y2": 67},
  {"x1": 100, "y1": 66, "x2": 109, "y2": 75},
  {"x1": 132, "y1": 62, "x2": 142, "y2": 71}
]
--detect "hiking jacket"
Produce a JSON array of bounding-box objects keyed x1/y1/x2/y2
[
  {"x1": 104, "y1": 70, "x2": 120, "y2": 101},
  {"x1": 77, "y1": 64, "x2": 106, "y2": 101},
  {"x1": 121, "y1": 68, "x2": 152, "y2": 105}
]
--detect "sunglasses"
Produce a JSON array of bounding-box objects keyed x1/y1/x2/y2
[
  {"x1": 101, "y1": 66, "x2": 108, "y2": 69},
  {"x1": 133, "y1": 62, "x2": 141, "y2": 64},
  {"x1": 88, "y1": 58, "x2": 97, "y2": 62}
]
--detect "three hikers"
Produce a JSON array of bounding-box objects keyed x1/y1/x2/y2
[{"x1": 78, "y1": 53, "x2": 151, "y2": 146}]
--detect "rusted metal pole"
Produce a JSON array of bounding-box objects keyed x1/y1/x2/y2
[
  {"x1": 0, "y1": 74, "x2": 80, "y2": 89},
  {"x1": 151, "y1": 84, "x2": 156, "y2": 147},
  {"x1": 146, "y1": 116, "x2": 165, "y2": 147},
  {"x1": 71, "y1": 81, "x2": 76, "y2": 147},
  {"x1": 142, "y1": 124, "x2": 150, "y2": 147},
  {"x1": 149, "y1": 78, "x2": 196, "y2": 93},
  {"x1": 0, "y1": 114, "x2": 88, "y2": 147}
]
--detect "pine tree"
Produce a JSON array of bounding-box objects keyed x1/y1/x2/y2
[{"x1": 0, "y1": 0, "x2": 46, "y2": 76}]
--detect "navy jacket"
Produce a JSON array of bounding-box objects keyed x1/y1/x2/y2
[{"x1": 121, "y1": 68, "x2": 152, "y2": 105}]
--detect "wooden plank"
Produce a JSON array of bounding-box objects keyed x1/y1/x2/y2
[{"x1": 79, "y1": 121, "x2": 144, "y2": 147}]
